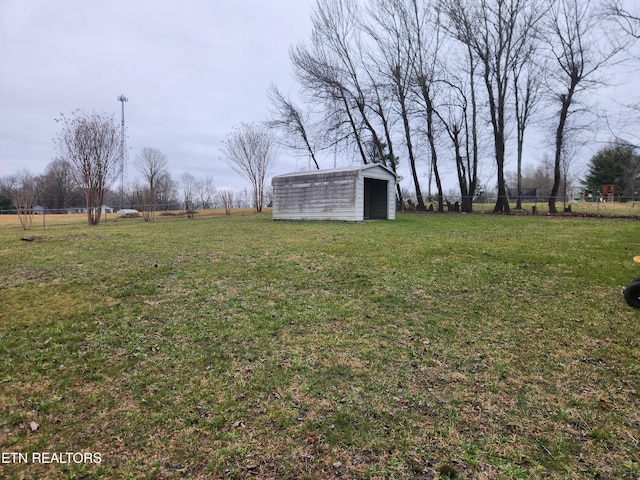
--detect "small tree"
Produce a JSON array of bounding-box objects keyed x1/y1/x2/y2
[
  {"x1": 181, "y1": 172, "x2": 196, "y2": 218},
  {"x1": 8, "y1": 170, "x2": 40, "y2": 230},
  {"x1": 194, "y1": 176, "x2": 216, "y2": 210},
  {"x1": 135, "y1": 148, "x2": 169, "y2": 221},
  {"x1": 55, "y1": 111, "x2": 120, "y2": 225},
  {"x1": 221, "y1": 123, "x2": 278, "y2": 213},
  {"x1": 217, "y1": 189, "x2": 234, "y2": 215}
]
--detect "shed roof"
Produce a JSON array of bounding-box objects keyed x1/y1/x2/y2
[{"x1": 272, "y1": 163, "x2": 397, "y2": 180}]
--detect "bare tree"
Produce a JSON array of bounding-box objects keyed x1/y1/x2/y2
[
  {"x1": 135, "y1": 148, "x2": 169, "y2": 221},
  {"x1": 366, "y1": 72, "x2": 404, "y2": 208},
  {"x1": 544, "y1": 0, "x2": 626, "y2": 213},
  {"x1": 291, "y1": 0, "x2": 387, "y2": 165},
  {"x1": 217, "y1": 189, "x2": 234, "y2": 215},
  {"x1": 181, "y1": 172, "x2": 196, "y2": 218},
  {"x1": 512, "y1": 45, "x2": 542, "y2": 209},
  {"x1": 268, "y1": 84, "x2": 320, "y2": 169},
  {"x1": 432, "y1": 11, "x2": 483, "y2": 213},
  {"x1": 410, "y1": 0, "x2": 447, "y2": 212},
  {"x1": 443, "y1": 0, "x2": 544, "y2": 213},
  {"x1": 155, "y1": 172, "x2": 178, "y2": 210},
  {"x1": 194, "y1": 176, "x2": 216, "y2": 209},
  {"x1": 41, "y1": 158, "x2": 80, "y2": 210},
  {"x1": 605, "y1": 0, "x2": 640, "y2": 38},
  {"x1": 364, "y1": 0, "x2": 427, "y2": 210},
  {"x1": 54, "y1": 110, "x2": 120, "y2": 225},
  {"x1": 221, "y1": 123, "x2": 278, "y2": 213},
  {"x1": 7, "y1": 170, "x2": 41, "y2": 230},
  {"x1": 433, "y1": 76, "x2": 479, "y2": 212}
]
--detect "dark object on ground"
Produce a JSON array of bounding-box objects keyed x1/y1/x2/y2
[
  {"x1": 20, "y1": 236, "x2": 35, "y2": 242},
  {"x1": 623, "y1": 277, "x2": 640, "y2": 308}
]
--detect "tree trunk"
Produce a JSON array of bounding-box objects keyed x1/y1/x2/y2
[
  {"x1": 550, "y1": 94, "x2": 573, "y2": 214},
  {"x1": 396, "y1": 78, "x2": 425, "y2": 211}
]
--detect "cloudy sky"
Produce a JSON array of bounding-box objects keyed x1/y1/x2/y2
[
  {"x1": 0, "y1": 0, "x2": 317, "y2": 191},
  {"x1": 1, "y1": 0, "x2": 639, "y2": 196}
]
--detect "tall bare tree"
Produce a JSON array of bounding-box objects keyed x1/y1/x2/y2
[
  {"x1": 221, "y1": 123, "x2": 278, "y2": 213},
  {"x1": 313, "y1": 0, "x2": 384, "y2": 163},
  {"x1": 55, "y1": 110, "x2": 120, "y2": 225},
  {"x1": 433, "y1": 12, "x2": 483, "y2": 213},
  {"x1": 365, "y1": 69, "x2": 404, "y2": 207},
  {"x1": 443, "y1": 0, "x2": 544, "y2": 212},
  {"x1": 267, "y1": 84, "x2": 320, "y2": 169},
  {"x1": 433, "y1": 78, "x2": 477, "y2": 212},
  {"x1": 512, "y1": 45, "x2": 542, "y2": 209},
  {"x1": 364, "y1": 0, "x2": 427, "y2": 210},
  {"x1": 544, "y1": 0, "x2": 626, "y2": 213},
  {"x1": 135, "y1": 147, "x2": 169, "y2": 221},
  {"x1": 411, "y1": 0, "x2": 447, "y2": 212}
]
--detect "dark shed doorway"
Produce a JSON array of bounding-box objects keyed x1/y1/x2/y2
[{"x1": 364, "y1": 178, "x2": 388, "y2": 219}]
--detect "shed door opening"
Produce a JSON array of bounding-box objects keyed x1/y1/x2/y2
[{"x1": 364, "y1": 178, "x2": 388, "y2": 219}]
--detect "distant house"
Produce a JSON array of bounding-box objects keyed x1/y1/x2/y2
[{"x1": 272, "y1": 164, "x2": 397, "y2": 221}]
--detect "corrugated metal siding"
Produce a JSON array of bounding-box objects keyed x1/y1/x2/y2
[
  {"x1": 272, "y1": 164, "x2": 397, "y2": 221},
  {"x1": 272, "y1": 171, "x2": 359, "y2": 221},
  {"x1": 387, "y1": 179, "x2": 396, "y2": 220}
]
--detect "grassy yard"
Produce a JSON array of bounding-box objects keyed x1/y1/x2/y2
[{"x1": 0, "y1": 213, "x2": 639, "y2": 479}]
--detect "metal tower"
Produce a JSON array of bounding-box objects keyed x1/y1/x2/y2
[{"x1": 117, "y1": 94, "x2": 128, "y2": 209}]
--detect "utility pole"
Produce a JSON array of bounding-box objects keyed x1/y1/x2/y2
[{"x1": 117, "y1": 94, "x2": 128, "y2": 210}]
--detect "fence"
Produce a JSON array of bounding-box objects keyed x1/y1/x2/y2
[
  {"x1": 1, "y1": 197, "x2": 638, "y2": 231},
  {"x1": 402, "y1": 195, "x2": 639, "y2": 217},
  {"x1": 0, "y1": 205, "x2": 265, "y2": 231}
]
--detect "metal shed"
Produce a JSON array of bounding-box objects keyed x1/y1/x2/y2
[{"x1": 271, "y1": 164, "x2": 397, "y2": 221}]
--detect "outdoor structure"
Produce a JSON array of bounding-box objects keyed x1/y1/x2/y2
[{"x1": 272, "y1": 164, "x2": 397, "y2": 221}]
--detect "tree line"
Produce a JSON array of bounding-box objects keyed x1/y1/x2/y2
[
  {"x1": 0, "y1": 111, "x2": 269, "y2": 228},
  {"x1": 268, "y1": 0, "x2": 640, "y2": 213}
]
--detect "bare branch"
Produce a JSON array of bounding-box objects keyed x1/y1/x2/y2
[
  {"x1": 54, "y1": 110, "x2": 120, "y2": 225},
  {"x1": 220, "y1": 123, "x2": 278, "y2": 213}
]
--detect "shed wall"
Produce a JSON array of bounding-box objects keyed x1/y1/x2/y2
[
  {"x1": 272, "y1": 171, "x2": 359, "y2": 221},
  {"x1": 272, "y1": 165, "x2": 396, "y2": 221}
]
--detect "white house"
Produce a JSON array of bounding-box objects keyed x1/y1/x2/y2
[{"x1": 271, "y1": 164, "x2": 397, "y2": 221}]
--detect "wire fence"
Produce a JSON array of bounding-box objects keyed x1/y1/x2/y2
[
  {"x1": 1, "y1": 197, "x2": 638, "y2": 232},
  {"x1": 402, "y1": 195, "x2": 639, "y2": 217},
  {"x1": 0, "y1": 205, "x2": 263, "y2": 231}
]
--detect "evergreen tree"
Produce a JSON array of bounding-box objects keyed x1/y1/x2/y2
[{"x1": 584, "y1": 142, "x2": 638, "y2": 197}]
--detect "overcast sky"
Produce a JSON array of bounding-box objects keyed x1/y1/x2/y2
[
  {"x1": 1, "y1": 1, "x2": 639, "y2": 196},
  {"x1": 0, "y1": 0, "x2": 317, "y2": 191}
]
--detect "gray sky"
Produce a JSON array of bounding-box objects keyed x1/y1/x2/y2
[{"x1": 0, "y1": 0, "x2": 316, "y2": 191}]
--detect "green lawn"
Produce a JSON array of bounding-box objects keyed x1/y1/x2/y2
[{"x1": 1, "y1": 213, "x2": 639, "y2": 479}]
